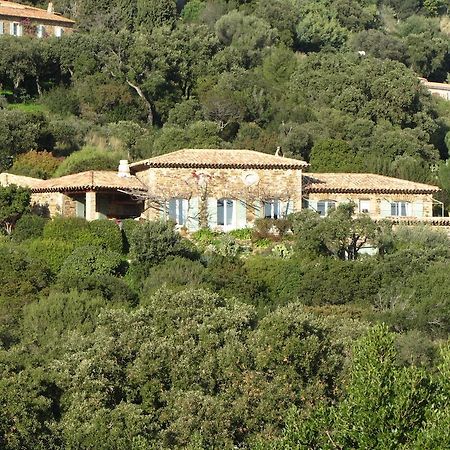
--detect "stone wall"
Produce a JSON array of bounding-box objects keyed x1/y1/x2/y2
[
  {"x1": 136, "y1": 166, "x2": 304, "y2": 227},
  {"x1": 30, "y1": 192, "x2": 65, "y2": 217},
  {"x1": 0, "y1": 17, "x2": 74, "y2": 37}
]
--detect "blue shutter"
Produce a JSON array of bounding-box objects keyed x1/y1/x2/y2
[
  {"x1": 412, "y1": 201, "x2": 424, "y2": 218},
  {"x1": 236, "y1": 200, "x2": 247, "y2": 228},
  {"x1": 380, "y1": 200, "x2": 391, "y2": 217},
  {"x1": 186, "y1": 197, "x2": 199, "y2": 231},
  {"x1": 208, "y1": 198, "x2": 218, "y2": 228}
]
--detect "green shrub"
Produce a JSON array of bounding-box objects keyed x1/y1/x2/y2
[
  {"x1": 25, "y1": 238, "x2": 75, "y2": 273},
  {"x1": 43, "y1": 217, "x2": 90, "y2": 242},
  {"x1": 88, "y1": 219, "x2": 123, "y2": 253},
  {"x1": 9, "y1": 150, "x2": 61, "y2": 179},
  {"x1": 141, "y1": 257, "x2": 206, "y2": 298},
  {"x1": 22, "y1": 290, "x2": 108, "y2": 350},
  {"x1": 191, "y1": 228, "x2": 222, "y2": 245},
  {"x1": 12, "y1": 214, "x2": 48, "y2": 242},
  {"x1": 53, "y1": 146, "x2": 126, "y2": 177},
  {"x1": 58, "y1": 246, "x2": 125, "y2": 285},
  {"x1": 129, "y1": 220, "x2": 193, "y2": 284},
  {"x1": 41, "y1": 86, "x2": 80, "y2": 116},
  {"x1": 43, "y1": 217, "x2": 123, "y2": 252},
  {"x1": 121, "y1": 218, "x2": 139, "y2": 253},
  {"x1": 228, "y1": 228, "x2": 252, "y2": 240}
]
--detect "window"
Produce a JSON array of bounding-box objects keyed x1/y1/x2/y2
[
  {"x1": 217, "y1": 199, "x2": 234, "y2": 226},
  {"x1": 0, "y1": 22, "x2": 4, "y2": 35},
  {"x1": 263, "y1": 199, "x2": 281, "y2": 219},
  {"x1": 317, "y1": 200, "x2": 336, "y2": 217},
  {"x1": 390, "y1": 201, "x2": 410, "y2": 217},
  {"x1": 54, "y1": 26, "x2": 64, "y2": 37},
  {"x1": 36, "y1": 24, "x2": 45, "y2": 38},
  {"x1": 168, "y1": 198, "x2": 188, "y2": 226},
  {"x1": 10, "y1": 22, "x2": 22, "y2": 36},
  {"x1": 359, "y1": 199, "x2": 370, "y2": 214}
]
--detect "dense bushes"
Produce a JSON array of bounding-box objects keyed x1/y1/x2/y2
[
  {"x1": 11, "y1": 214, "x2": 47, "y2": 242},
  {"x1": 0, "y1": 212, "x2": 449, "y2": 447},
  {"x1": 43, "y1": 217, "x2": 123, "y2": 252}
]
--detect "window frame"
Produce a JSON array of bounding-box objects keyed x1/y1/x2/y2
[
  {"x1": 217, "y1": 198, "x2": 234, "y2": 228},
  {"x1": 168, "y1": 198, "x2": 188, "y2": 226},
  {"x1": 316, "y1": 200, "x2": 336, "y2": 217},
  {"x1": 359, "y1": 199, "x2": 371, "y2": 214},
  {"x1": 54, "y1": 26, "x2": 64, "y2": 38},
  {"x1": 390, "y1": 201, "x2": 411, "y2": 217},
  {"x1": 10, "y1": 22, "x2": 22, "y2": 36},
  {"x1": 36, "y1": 24, "x2": 45, "y2": 38},
  {"x1": 263, "y1": 199, "x2": 281, "y2": 219}
]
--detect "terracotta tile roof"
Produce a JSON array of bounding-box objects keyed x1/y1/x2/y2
[
  {"x1": 304, "y1": 173, "x2": 440, "y2": 194},
  {"x1": 130, "y1": 148, "x2": 308, "y2": 172},
  {"x1": 0, "y1": 1, "x2": 75, "y2": 24},
  {"x1": 0, "y1": 172, "x2": 43, "y2": 188},
  {"x1": 32, "y1": 171, "x2": 147, "y2": 193}
]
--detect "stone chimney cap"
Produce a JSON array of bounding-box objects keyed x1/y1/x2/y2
[
  {"x1": 118, "y1": 159, "x2": 131, "y2": 178},
  {"x1": 275, "y1": 146, "x2": 283, "y2": 157}
]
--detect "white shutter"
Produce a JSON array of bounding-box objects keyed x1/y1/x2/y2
[
  {"x1": 307, "y1": 199, "x2": 317, "y2": 212},
  {"x1": 380, "y1": 200, "x2": 391, "y2": 217},
  {"x1": 412, "y1": 201, "x2": 423, "y2": 218},
  {"x1": 186, "y1": 198, "x2": 199, "y2": 231},
  {"x1": 0, "y1": 22, "x2": 4, "y2": 35},
  {"x1": 236, "y1": 200, "x2": 247, "y2": 229},
  {"x1": 254, "y1": 201, "x2": 263, "y2": 219},
  {"x1": 207, "y1": 198, "x2": 217, "y2": 228},
  {"x1": 10, "y1": 22, "x2": 14, "y2": 35},
  {"x1": 281, "y1": 199, "x2": 294, "y2": 217}
]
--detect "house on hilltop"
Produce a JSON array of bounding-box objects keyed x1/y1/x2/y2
[
  {"x1": 130, "y1": 149, "x2": 308, "y2": 231},
  {"x1": 0, "y1": 1, "x2": 74, "y2": 37},
  {"x1": 0, "y1": 149, "x2": 446, "y2": 230}
]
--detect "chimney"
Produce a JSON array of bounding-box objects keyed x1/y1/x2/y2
[
  {"x1": 47, "y1": 2, "x2": 54, "y2": 14},
  {"x1": 275, "y1": 146, "x2": 283, "y2": 157},
  {"x1": 118, "y1": 160, "x2": 131, "y2": 178}
]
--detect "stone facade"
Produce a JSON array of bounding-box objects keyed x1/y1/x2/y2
[
  {"x1": 136, "y1": 166, "x2": 304, "y2": 230},
  {"x1": 0, "y1": 17, "x2": 73, "y2": 36},
  {"x1": 306, "y1": 192, "x2": 435, "y2": 218}
]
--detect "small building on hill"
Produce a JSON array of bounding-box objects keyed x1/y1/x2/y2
[
  {"x1": 303, "y1": 173, "x2": 440, "y2": 219},
  {"x1": 0, "y1": 149, "x2": 444, "y2": 229},
  {"x1": 1, "y1": 169, "x2": 146, "y2": 220},
  {"x1": 419, "y1": 77, "x2": 450, "y2": 101},
  {"x1": 130, "y1": 148, "x2": 308, "y2": 231},
  {"x1": 0, "y1": 1, "x2": 74, "y2": 37}
]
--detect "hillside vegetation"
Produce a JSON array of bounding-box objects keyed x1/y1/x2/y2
[{"x1": 1, "y1": 0, "x2": 450, "y2": 208}]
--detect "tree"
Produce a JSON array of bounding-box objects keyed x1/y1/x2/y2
[
  {"x1": 128, "y1": 220, "x2": 188, "y2": 282},
  {"x1": 0, "y1": 185, "x2": 30, "y2": 234},
  {"x1": 309, "y1": 139, "x2": 363, "y2": 172}
]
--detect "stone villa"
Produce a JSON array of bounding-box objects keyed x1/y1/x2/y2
[
  {"x1": 1, "y1": 148, "x2": 446, "y2": 231},
  {"x1": 0, "y1": 1, "x2": 74, "y2": 38}
]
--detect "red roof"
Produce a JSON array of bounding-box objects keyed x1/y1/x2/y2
[{"x1": 0, "y1": 1, "x2": 75, "y2": 24}]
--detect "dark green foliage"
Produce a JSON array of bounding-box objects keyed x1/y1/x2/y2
[
  {"x1": 88, "y1": 219, "x2": 124, "y2": 253},
  {"x1": 128, "y1": 220, "x2": 192, "y2": 283},
  {"x1": 0, "y1": 185, "x2": 30, "y2": 234},
  {"x1": 40, "y1": 86, "x2": 80, "y2": 116},
  {"x1": 25, "y1": 238, "x2": 75, "y2": 274},
  {"x1": 141, "y1": 256, "x2": 206, "y2": 298},
  {"x1": 0, "y1": 244, "x2": 52, "y2": 346},
  {"x1": 0, "y1": 111, "x2": 52, "y2": 169},
  {"x1": 22, "y1": 290, "x2": 109, "y2": 349},
  {"x1": 57, "y1": 246, "x2": 125, "y2": 284},
  {"x1": 43, "y1": 217, "x2": 123, "y2": 252},
  {"x1": 53, "y1": 146, "x2": 126, "y2": 177},
  {"x1": 12, "y1": 214, "x2": 47, "y2": 242}
]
